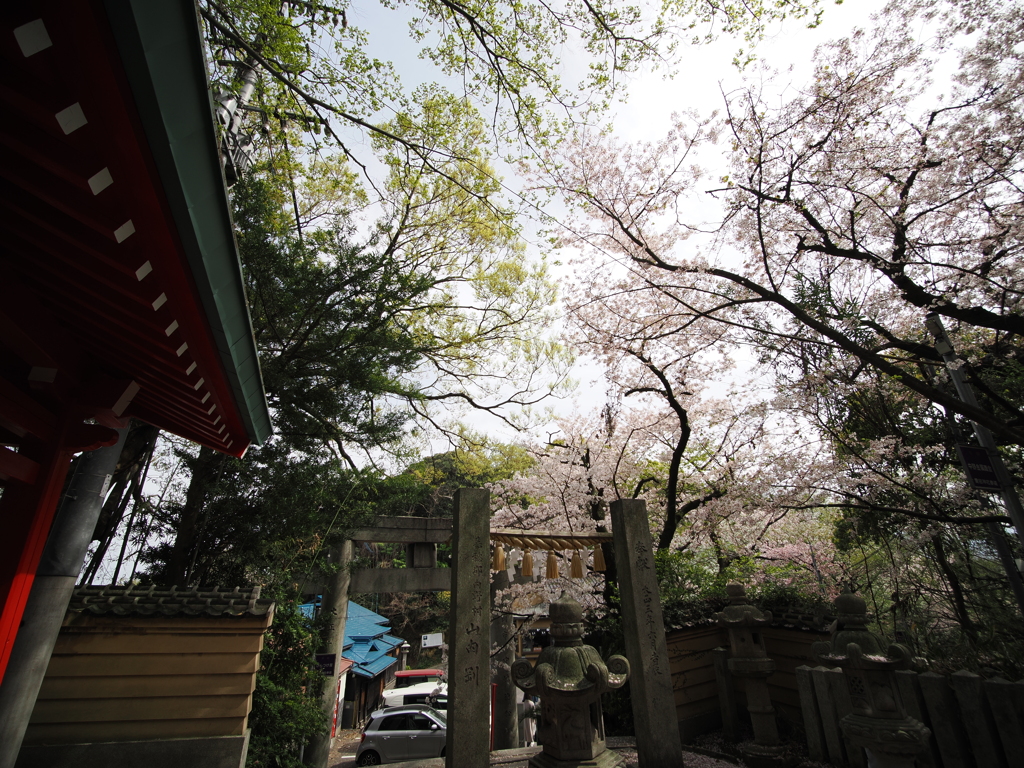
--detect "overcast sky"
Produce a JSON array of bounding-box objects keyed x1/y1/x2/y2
[
  {"x1": 336, "y1": 0, "x2": 896, "y2": 445},
  {"x1": 350, "y1": 0, "x2": 885, "y2": 140}
]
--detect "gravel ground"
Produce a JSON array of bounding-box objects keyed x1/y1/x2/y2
[
  {"x1": 328, "y1": 732, "x2": 743, "y2": 768},
  {"x1": 328, "y1": 729, "x2": 364, "y2": 767},
  {"x1": 325, "y1": 726, "x2": 839, "y2": 768},
  {"x1": 605, "y1": 746, "x2": 739, "y2": 768}
]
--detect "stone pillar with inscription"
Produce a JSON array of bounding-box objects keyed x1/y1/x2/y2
[
  {"x1": 447, "y1": 488, "x2": 492, "y2": 768},
  {"x1": 609, "y1": 499, "x2": 685, "y2": 768}
]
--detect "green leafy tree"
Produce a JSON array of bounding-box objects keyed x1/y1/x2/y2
[
  {"x1": 159, "y1": 159, "x2": 561, "y2": 584},
  {"x1": 141, "y1": 439, "x2": 373, "y2": 589},
  {"x1": 201, "y1": 0, "x2": 829, "y2": 179},
  {"x1": 232, "y1": 174, "x2": 426, "y2": 459},
  {"x1": 247, "y1": 596, "x2": 330, "y2": 768}
]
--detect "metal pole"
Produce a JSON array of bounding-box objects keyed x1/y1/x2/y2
[
  {"x1": 986, "y1": 520, "x2": 1024, "y2": 618},
  {"x1": 926, "y1": 314, "x2": 1024, "y2": 617},
  {"x1": 925, "y1": 313, "x2": 1024, "y2": 548}
]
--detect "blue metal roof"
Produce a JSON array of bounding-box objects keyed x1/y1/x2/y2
[
  {"x1": 343, "y1": 602, "x2": 400, "y2": 679},
  {"x1": 355, "y1": 654, "x2": 398, "y2": 679},
  {"x1": 344, "y1": 602, "x2": 390, "y2": 639}
]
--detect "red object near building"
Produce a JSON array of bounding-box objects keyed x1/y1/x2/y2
[
  {"x1": 394, "y1": 668, "x2": 445, "y2": 688},
  {"x1": 0, "y1": 0, "x2": 272, "y2": 685}
]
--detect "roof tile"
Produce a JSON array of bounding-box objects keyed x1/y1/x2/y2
[{"x1": 71, "y1": 584, "x2": 274, "y2": 618}]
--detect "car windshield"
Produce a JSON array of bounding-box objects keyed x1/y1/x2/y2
[{"x1": 429, "y1": 709, "x2": 446, "y2": 726}]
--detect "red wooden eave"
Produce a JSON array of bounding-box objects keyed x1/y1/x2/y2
[{"x1": 0, "y1": 0, "x2": 270, "y2": 684}]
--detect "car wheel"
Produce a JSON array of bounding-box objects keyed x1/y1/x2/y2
[
  {"x1": 357, "y1": 751, "x2": 382, "y2": 766},
  {"x1": 440, "y1": 748, "x2": 446, "y2": 757}
]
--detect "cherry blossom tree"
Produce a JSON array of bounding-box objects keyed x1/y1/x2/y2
[
  {"x1": 489, "y1": 390, "x2": 848, "y2": 612},
  {"x1": 524, "y1": 1, "x2": 1024, "y2": 659},
  {"x1": 541, "y1": 0, "x2": 1024, "y2": 448}
]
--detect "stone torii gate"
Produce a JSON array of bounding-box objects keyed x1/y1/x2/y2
[
  {"x1": 349, "y1": 516, "x2": 454, "y2": 593},
  {"x1": 311, "y1": 492, "x2": 683, "y2": 768},
  {"x1": 445, "y1": 491, "x2": 683, "y2": 768},
  {"x1": 305, "y1": 515, "x2": 455, "y2": 767}
]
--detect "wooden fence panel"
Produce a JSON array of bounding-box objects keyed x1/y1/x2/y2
[
  {"x1": 24, "y1": 716, "x2": 246, "y2": 745},
  {"x1": 983, "y1": 678, "x2": 1024, "y2": 768},
  {"x1": 672, "y1": 671, "x2": 721, "y2": 699},
  {"x1": 949, "y1": 671, "x2": 1008, "y2": 768},
  {"x1": 763, "y1": 626, "x2": 830, "y2": 728},
  {"x1": 38, "y1": 672, "x2": 256, "y2": 699},
  {"x1": 30, "y1": 693, "x2": 251, "y2": 723},
  {"x1": 54, "y1": 631, "x2": 263, "y2": 655},
  {"x1": 666, "y1": 623, "x2": 831, "y2": 741},
  {"x1": 43, "y1": 651, "x2": 259, "y2": 677},
  {"x1": 24, "y1": 614, "x2": 267, "y2": 746},
  {"x1": 666, "y1": 626, "x2": 726, "y2": 738},
  {"x1": 918, "y1": 672, "x2": 975, "y2": 768}
]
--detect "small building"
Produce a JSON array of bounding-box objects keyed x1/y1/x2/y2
[
  {"x1": 17, "y1": 585, "x2": 274, "y2": 768},
  {"x1": 340, "y1": 602, "x2": 403, "y2": 728}
]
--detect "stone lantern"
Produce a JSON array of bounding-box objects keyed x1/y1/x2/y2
[
  {"x1": 715, "y1": 583, "x2": 786, "y2": 767},
  {"x1": 512, "y1": 592, "x2": 630, "y2": 768},
  {"x1": 812, "y1": 592, "x2": 930, "y2": 768}
]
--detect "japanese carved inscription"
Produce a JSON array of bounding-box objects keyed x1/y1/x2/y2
[{"x1": 447, "y1": 489, "x2": 491, "y2": 768}]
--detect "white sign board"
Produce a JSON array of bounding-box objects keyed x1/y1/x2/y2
[{"x1": 421, "y1": 632, "x2": 443, "y2": 648}]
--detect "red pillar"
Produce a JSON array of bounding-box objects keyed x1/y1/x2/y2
[{"x1": 0, "y1": 416, "x2": 73, "y2": 683}]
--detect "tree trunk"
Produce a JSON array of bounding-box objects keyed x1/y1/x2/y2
[
  {"x1": 167, "y1": 446, "x2": 226, "y2": 586},
  {"x1": 931, "y1": 534, "x2": 978, "y2": 644},
  {"x1": 80, "y1": 423, "x2": 159, "y2": 584},
  {"x1": 91, "y1": 424, "x2": 160, "y2": 545},
  {"x1": 710, "y1": 528, "x2": 730, "y2": 574},
  {"x1": 658, "y1": 430, "x2": 689, "y2": 550}
]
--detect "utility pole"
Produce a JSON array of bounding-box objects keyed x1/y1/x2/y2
[
  {"x1": 305, "y1": 539, "x2": 353, "y2": 768},
  {"x1": 214, "y1": 59, "x2": 258, "y2": 185},
  {"x1": 926, "y1": 313, "x2": 1024, "y2": 616}
]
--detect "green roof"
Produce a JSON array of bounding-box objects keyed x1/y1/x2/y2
[{"x1": 106, "y1": 0, "x2": 272, "y2": 448}]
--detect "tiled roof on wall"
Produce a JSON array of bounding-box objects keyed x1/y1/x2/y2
[{"x1": 70, "y1": 585, "x2": 275, "y2": 618}]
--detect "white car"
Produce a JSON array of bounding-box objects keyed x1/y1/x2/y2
[{"x1": 382, "y1": 680, "x2": 448, "y2": 711}]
